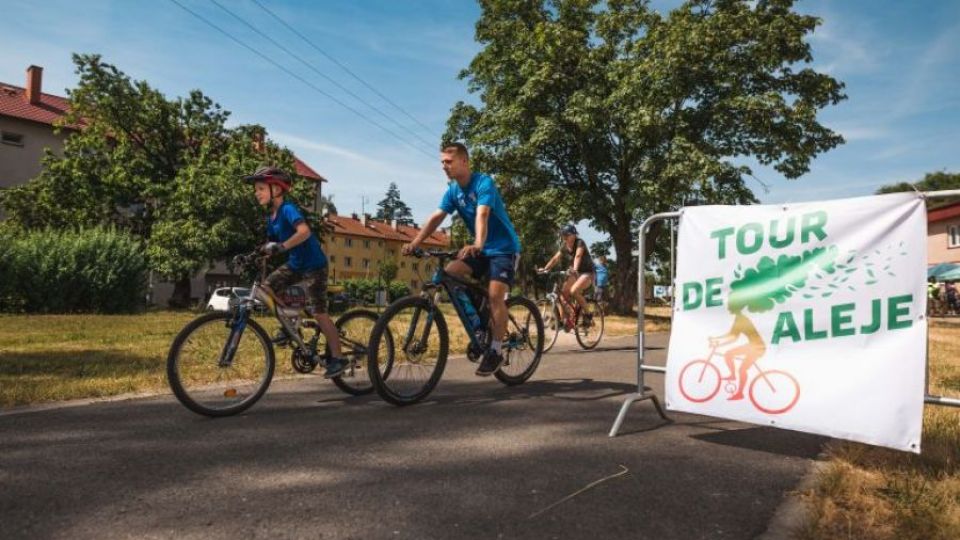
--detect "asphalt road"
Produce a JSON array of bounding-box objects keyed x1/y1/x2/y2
[{"x1": 0, "y1": 333, "x2": 825, "y2": 539}]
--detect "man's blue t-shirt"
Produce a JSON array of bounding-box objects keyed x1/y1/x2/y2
[
  {"x1": 266, "y1": 201, "x2": 327, "y2": 272},
  {"x1": 438, "y1": 172, "x2": 521, "y2": 256},
  {"x1": 595, "y1": 262, "x2": 609, "y2": 287}
]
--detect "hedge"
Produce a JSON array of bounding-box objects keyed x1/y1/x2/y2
[{"x1": 0, "y1": 227, "x2": 147, "y2": 313}]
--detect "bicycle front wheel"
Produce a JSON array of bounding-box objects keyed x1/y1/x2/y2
[
  {"x1": 367, "y1": 296, "x2": 448, "y2": 406},
  {"x1": 574, "y1": 299, "x2": 605, "y2": 350},
  {"x1": 331, "y1": 309, "x2": 393, "y2": 396},
  {"x1": 495, "y1": 296, "x2": 545, "y2": 385},
  {"x1": 167, "y1": 311, "x2": 275, "y2": 417},
  {"x1": 536, "y1": 298, "x2": 561, "y2": 353}
]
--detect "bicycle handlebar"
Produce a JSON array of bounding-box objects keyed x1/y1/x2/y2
[{"x1": 409, "y1": 248, "x2": 459, "y2": 260}]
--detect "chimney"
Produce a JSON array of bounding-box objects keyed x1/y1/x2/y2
[
  {"x1": 26, "y1": 65, "x2": 42, "y2": 105},
  {"x1": 391, "y1": 219, "x2": 398, "y2": 231},
  {"x1": 362, "y1": 213, "x2": 371, "y2": 227},
  {"x1": 351, "y1": 212, "x2": 359, "y2": 220}
]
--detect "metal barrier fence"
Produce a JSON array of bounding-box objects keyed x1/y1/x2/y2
[{"x1": 609, "y1": 190, "x2": 960, "y2": 438}]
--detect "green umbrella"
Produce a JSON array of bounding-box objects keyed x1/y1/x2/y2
[
  {"x1": 935, "y1": 266, "x2": 960, "y2": 281},
  {"x1": 929, "y1": 263, "x2": 960, "y2": 279}
]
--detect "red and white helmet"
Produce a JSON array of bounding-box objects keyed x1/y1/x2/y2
[{"x1": 243, "y1": 165, "x2": 292, "y2": 194}]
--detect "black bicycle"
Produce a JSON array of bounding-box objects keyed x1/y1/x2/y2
[
  {"x1": 366, "y1": 249, "x2": 545, "y2": 406},
  {"x1": 166, "y1": 251, "x2": 392, "y2": 417}
]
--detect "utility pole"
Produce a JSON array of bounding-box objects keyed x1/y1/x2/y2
[{"x1": 361, "y1": 195, "x2": 369, "y2": 217}]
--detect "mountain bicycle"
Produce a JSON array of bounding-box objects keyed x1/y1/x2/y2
[
  {"x1": 535, "y1": 270, "x2": 604, "y2": 352},
  {"x1": 166, "y1": 251, "x2": 392, "y2": 417},
  {"x1": 677, "y1": 345, "x2": 800, "y2": 414},
  {"x1": 365, "y1": 249, "x2": 545, "y2": 406}
]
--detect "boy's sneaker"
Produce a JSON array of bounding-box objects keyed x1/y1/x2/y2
[
  {"x1": 324, "y1": 357, "x2": 348, "y2": 379},
  {"x1": 475, "y1": 350, "x2": 505, "y2": 377}
]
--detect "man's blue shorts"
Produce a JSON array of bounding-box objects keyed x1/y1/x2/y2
[{"x1": 463, "y1": 254, "x2": 519, "y2": 287}]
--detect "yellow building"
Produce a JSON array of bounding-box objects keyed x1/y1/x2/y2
[{"x1": 323, "y1": 213, "x2": 451, "y2": 291}]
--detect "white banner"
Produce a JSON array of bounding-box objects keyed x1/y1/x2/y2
[{"x1": 665, "y1": 193, "x2": 927, "y2": 452}]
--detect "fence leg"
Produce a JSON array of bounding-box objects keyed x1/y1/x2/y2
[{"x1": 609, "y1": 391, "x2": 669, "y2": 437}]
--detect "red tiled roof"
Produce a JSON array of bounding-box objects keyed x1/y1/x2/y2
[
  {"x1": 0, "y1": 78, "x2": 325, "y2": 181},
  {"x1": 294, "y1": 156, "x2": 325, "y2": 182},
  {"x1": 326, "y1": 214, "x2": 450, "y2": 247},
  {"x1": 0, "y1": 83, "x2": 77, "y2": 129},
  {"x1": 929, "y1": 200, "x2": 960, "y2": 223}
]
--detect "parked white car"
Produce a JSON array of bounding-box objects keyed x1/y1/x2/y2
[{"x1": 206, "y1": 287, "x2": 255, "y2": 311}]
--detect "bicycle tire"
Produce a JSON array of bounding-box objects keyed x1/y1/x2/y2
[
  {"x1": 367, "y1": 296, "x2": 448, "y2": 406},
  {"x1": 536, "y1": 298, "x2": 561, "y2": 352},
  {"x1": 677, "y1": 360, "x2": 721, "y2": 403},
  {"x1": 749, "y1": 370, "x2": 800, "y2": 414},
  {"x1": 330, "y1": 309, "x2": 392, "y2": 396},
  {"x1": 574, "y1": 299, "x2": 605, "y2": 350},
  {"x1": 167, "y1": 311, "x2": 275, "y2": 417},
  {"x1": 494, "y1": 296, "x2": 545, "y2": 385}
]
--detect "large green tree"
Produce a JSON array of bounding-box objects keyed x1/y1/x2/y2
[
  {"x1": 445, "y1": 0, "x2": 846, "y2": 313},
  {"x1": 374, "y1": 182, "x2": 415, "y2": 225},
  {"x1": 877, "y1": 171, "x2": 960, "y2": 207},
  {"x1": 0, "y1": 54, "x2": 315, "y2": 306}
]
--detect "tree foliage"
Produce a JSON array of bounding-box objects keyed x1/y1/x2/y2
[
  {"x1": 0, "y1": 54, "x2": 318, "y2": 306},
  {"x1": 877, "y1": 171, "x2": 960, "y2": 207},
  {"x1": 374, "y1": 182, "x2": 415, "y2": 225},
  {"x1": 444, "y1": 0, "x2": 845, "y2": 312}
]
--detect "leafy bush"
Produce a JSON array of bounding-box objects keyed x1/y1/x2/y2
[
  {"x1": 338, "y1": 278, "x2": 410, "y2": 304},
  {"x1": 0, "y1": 227, "x2": 147, "y2": 313}
]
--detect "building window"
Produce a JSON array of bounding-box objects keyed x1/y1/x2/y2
[
  {"x1": 364, "y1": 240, "x2": 371, "y2": 248},
  {"x1": 345, "y1": 238, "x2": 353, "y2": 247},
  {"x1": 378, "y1": 240, "x2": 383, "y2": 247},
  {"x1": 329, "y1": 255, "x2": 336, "y2": 264},
  {"x1": 1, "y1": 131, "x2": 24, "y2": 146},
  {"x1": 411, "y1": 279, "x2": 419, "y2": 288},
  {"x1": 401, "y1": 261, "x2": 406, "y2": 268},
  {"x1": 950, "y1": 225, "x2": 960, "y2": 248},
  {"x1": 362, "y1": 258, "x2": 370, "y2": 269},
  {"x1": 412, "y1": 263, "x2": 419, "y2": 271},
  {"x1": 345, "y1": 256, "x2": 353, "y2": 267},
  {"x1": 426, "y1": 264, "x2": 432, "y2": 272}
]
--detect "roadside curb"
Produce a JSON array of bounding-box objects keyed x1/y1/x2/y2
[{"x1": 757, "y1": 457, "x2": 826, "y2": 539}]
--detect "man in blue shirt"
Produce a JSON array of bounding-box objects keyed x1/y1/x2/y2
[
  {"x1": 403, "y1": 143, "x2": 521, "y2": 376},
  {"x1": 244, "y1": 166, "x2": 347, "y2": 379}
]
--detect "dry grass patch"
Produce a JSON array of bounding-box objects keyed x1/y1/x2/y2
[
  {"x1": 795, "y1": 320, "x2": 960, "y2": 539},
  {"x1": 0, "y1": 304, "x2": 670, "y2": 408}
]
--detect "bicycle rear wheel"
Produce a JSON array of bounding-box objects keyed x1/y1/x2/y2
[
  {"x1": 536, "y1": 298, "x2": 561, "y2": 352},
  {"x1": 367, "y1": 296, "x2": 448, "y2": 406},
  {"x1": 331, "y1": 309, "x2": 393, "y2": 396},
  {"x1": 167, "y1": 311, "x2": 275, "y2": 417},
  {"x1": 495, "y1": 296, "x2": 545, "y2": 385},
  {"x1": 574, "y1": 299, "x2": 605, "y2": 350}
]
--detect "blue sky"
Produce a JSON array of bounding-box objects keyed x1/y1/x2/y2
[{"x1": 3, "y1": 0, "x2": 959, "y2": 249}]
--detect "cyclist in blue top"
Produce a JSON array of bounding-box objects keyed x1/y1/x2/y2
[
  {"x1": 243, "y1": 166, "x2": 347, "y2": 379},
  {"x1": 403, "y1": 142, "x2": 521, "y2": 377},
  {"x1": 594, "y1": 255, "x2": 609, "y2": 301}
]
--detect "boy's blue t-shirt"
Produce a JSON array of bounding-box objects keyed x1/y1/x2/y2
[
  {"x1": 595, "y1": 262, "x2": 609, "y2": 287},
  {"x1": 266, "y1": 201, "x2": 326, "y2": 272},
  {"x1": 438, "y1": 172, "x2": 521, "y2": 256}
]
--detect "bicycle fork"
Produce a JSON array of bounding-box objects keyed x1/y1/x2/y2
[{"x1": 219, "y1": 308, "x2": 249, "y2": 367}]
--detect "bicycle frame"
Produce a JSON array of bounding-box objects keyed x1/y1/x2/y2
[
  {"x1": 701, "y1": 345, "x2": 780, "y2": 389},
  {"x1": 218, "y1": 253, "x2": 315, "y2": 366},
  {"x1": 411, "y1": 250, "x2": 528, "y2": 354}
]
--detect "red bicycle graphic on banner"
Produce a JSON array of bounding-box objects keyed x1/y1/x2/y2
[{"x1": 678, "y1": 345, "x2": 800, "y2": 414}]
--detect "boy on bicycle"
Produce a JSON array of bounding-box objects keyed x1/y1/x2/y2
[
  {"x1": 402, "y1": 143, "x2": 521, "y2": 377},
  {"x1": 244, "y1": 165, "x2": 346, "y2": 379}
]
